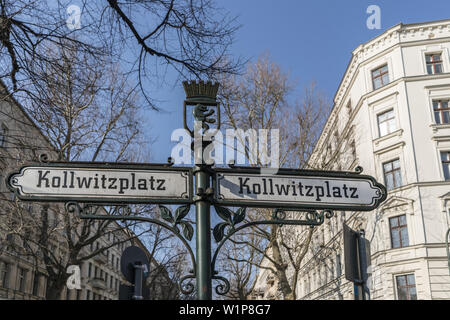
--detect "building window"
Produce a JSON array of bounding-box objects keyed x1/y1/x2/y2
[
  {"x1": 306, "y1": 275, "x2": 310, "y2": 295},
  {"x1": 383, "y1": 159, "x2": 402, "y2": 190},
  {"x1": 32, "y1": 272, "x2": 40, "y2": 296},
  {"x1": 346, "y1": 100, "x2": 352, "y2": 115},
  {"x1": 0, "y1": 261, "x2": 10, "y2": 288},
  {"x1": 18, "y1": 267, "x2": 27, "y2": 292},
  {"x1": 349, "y1": 140, "x2": 356, "y2": 162},
  {"x1": 336, "y1": 254, "x2": 342, "y2": 277},
  {"x1": 86, "y1": 290, "x2": 91, "y2": 300},
  {"x1": 88, "y1": 263, "x2": 92, "y2": 278},
  {"x1": 377, "y1": 109, "x2": 396, "y2": 137},
  {"x1": 389, "y1": 215, "x2": 409, "y2": 249},
  {"x1": 330, "y1": 259, "x2": 335, "y2": 279},
  {"x1": 372, "y1": 64, "x2": 389, "y2": 90},
  {"x1": 441, "y1": 151, "x2": 450, "y2": 180},
  {"x1": 396, "y1": 274, "x2": 417, "y2": 300},
  {"x1": 426, "y1": 53, "x2": 443, "y2": 75},
  {"x1": 0, "y1": 124, "x2": 8, "y2": 148},
  {"x1": 433, "y1": 100, "x2": 450, "y2": 124}
]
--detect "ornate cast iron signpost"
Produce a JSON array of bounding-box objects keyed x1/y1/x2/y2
[{"x1": 7, "y1": 80, "x2": 387, "y2": 300}]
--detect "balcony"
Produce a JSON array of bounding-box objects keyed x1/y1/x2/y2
[
  {"x1": 93, "y1": 252, "x2": 108, "y2": 265},
  {"x1": 89, "y1": 278, "x2": 106, "y2": 290}
]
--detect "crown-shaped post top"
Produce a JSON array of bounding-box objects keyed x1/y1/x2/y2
[{"x1": 183, "y1": 80, "x2": 219, "y2": 104}]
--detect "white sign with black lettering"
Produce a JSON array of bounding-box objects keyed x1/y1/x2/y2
[
  {"x1": 214, "y1": 171, "x2": 386, "y2": 210},
  {"x1": 8, "y1": 166, "x2": 192, "y2": 204}
]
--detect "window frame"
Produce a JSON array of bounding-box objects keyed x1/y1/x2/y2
[
  {"x1": 441, "y1": 151, "x2": 450, "y2": 180},
  {"x1": 346, "y1": 99, "x2": 352, "y2": 116},
  {"x1": 377, "y1": 109, "x2": 397, "y2": 137},
  {"x1": 425, "y1": 52, "x2": 443, "y2": 75},
  {"x1": 32, "y1": 271, "x2": 40, "y2": 296},
  {"x1": 372, "y1": 64, "x2": 390, "y2": 90},
  {"x1": 88, "y1": 262, "x2": 92, "y2": 278},
  {"x1": 433, "y1": 99, "x2": 450, "y2": 124},
  {"x1": 18, "y1": 267, "x2": 27, "y2": 292},
  {"x1": 383, "y1": 159, "x2": 402, "y2": 190},
  {"x1": 0, "y1": 123, "x2": 8, "y2": 148},
  {"x1": 389, "y1": 214, "x2": 409, "y2": 249},
  {"x1": 0, "y1": 261, "x2": 10, "y2": 288},
  {"x1": 395, "y1": 273, "x2": 417, "y2": 300}
]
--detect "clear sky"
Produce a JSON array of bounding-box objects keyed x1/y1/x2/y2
[{"x1": 146, "y1": 0, "x2": 450, "y2": 162}]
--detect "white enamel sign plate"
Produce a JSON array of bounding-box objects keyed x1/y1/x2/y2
[
  {"x1": 8, "y1": 165, "x2": 192, "y2": 204},
  {"x1": 214, "y1": 170, "x2": 386, "y2": 211}
]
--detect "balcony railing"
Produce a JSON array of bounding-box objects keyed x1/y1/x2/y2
[
  {"x1": 93, "y1": 252, "x2": 108, "y2": 265},
  {"x1": 89, "y1": 277, "x2": 106, "y2": 290}
]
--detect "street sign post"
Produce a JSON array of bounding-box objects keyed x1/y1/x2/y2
[
  {"x1": 214, "y1": 168, "x2": 386, "y2": 211},
  {"x1": 120, "y1": 246, "x2": 151, "y2": 300},
  {"x1": 7, "y1": 163, "x2": 192, "y2": 204},
  {"x1": 6, "y1": 80, "x2": 388, "y2": 300},
  {"x1": 344, "y1": 224, "x2": 371, "y2": 300}
]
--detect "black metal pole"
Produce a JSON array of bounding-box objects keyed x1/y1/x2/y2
[
  {"x1": 132, "y1": 262, "x2": 144, "y2": 300},
  {"x1": 357, "y1": 230, "x2": 368, "y2": 300}
]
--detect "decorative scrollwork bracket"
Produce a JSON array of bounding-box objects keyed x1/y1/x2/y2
[
  {"x1": 71, "y1": 202, "x2": 197, "y2": 297},
  {"x1": 210, "y1": 205, "x2": 335, "y2": 295}
]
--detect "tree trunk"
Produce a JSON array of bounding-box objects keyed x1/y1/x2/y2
[
  {"x1": 271, "y1": 239, "x2": 294, "y2": 300},
  {"x1": 46, "y1": 275, "x2": 68, "y2": 300}
]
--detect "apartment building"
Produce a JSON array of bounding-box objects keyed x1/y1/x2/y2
[
  {"x1": 0, "y1": 82, "x2": 175, "y2": 300},
  {"x1": 253, "y1": 19, "x2": 450, "y2": 300}
]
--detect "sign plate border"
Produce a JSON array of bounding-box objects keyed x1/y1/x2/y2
[
  {"x1": 212, "y1": 167, "x2": 387, "y2": 211},
  {"x1": 7, "y1": 161, "x2": 193, "y2": 205}
]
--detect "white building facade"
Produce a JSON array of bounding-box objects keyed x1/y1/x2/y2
[
  {"x1": 300, "y1": 19, "x2": 450, "y2": 300},
  {"x1": 260, "y1": 20, "x2": 450, "y2": 300}
]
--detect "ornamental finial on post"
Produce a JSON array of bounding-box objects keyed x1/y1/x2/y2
[
  {"x1": 183, "y1": 80, "x2": 221, "y2": 136},
  {"x1": 183, "y1": 80, "x2": 219, "y2": 106}
]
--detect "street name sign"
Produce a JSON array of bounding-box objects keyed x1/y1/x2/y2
[
  {"x1": 7, "y1": 162, "x2": 193, "y2": 204},
  {"x1": 213, "y1": 168, "x2": 387, "y2": 211}
]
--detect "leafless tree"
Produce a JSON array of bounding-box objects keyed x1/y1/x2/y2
[
  {"x1": 0, "y1": 41, "x2": 157, "y2": 299},
  {"x1": 0, "y1": 0, "x2": 242, "y2": 300},
  {"x1": 0, "y1": 0, "x2": 242, "y2": 110},
  {"x1": 217, "y1": 224, "x2": 263, "y2": 300},
  {"x1": 215, "y1": 54, "x2": 331, "y2": 300}
]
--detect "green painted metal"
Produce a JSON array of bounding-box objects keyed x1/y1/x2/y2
[
  {"x1": 184, "y1": 80, "x2": 221, "y2": 300},
  {"x1": 209, "y1": 207, "x2": 334, "y2": 295},
  {"x1": 194, "y1": 165, "x2": 212, "y2": 299},
  {"x1": 71, "y1": 202, "x2": 197, "y2": 295}
]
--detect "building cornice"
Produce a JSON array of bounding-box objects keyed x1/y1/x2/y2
[
  {"x1": 310, "y1": 72, "x2": 450, "y2": 164},
  {"x1": 336, "y1": 20, "x2": 450, "y2": 106},
  {"x1": 310, "y1": 20, "x2": 450, "y2": 164}
]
